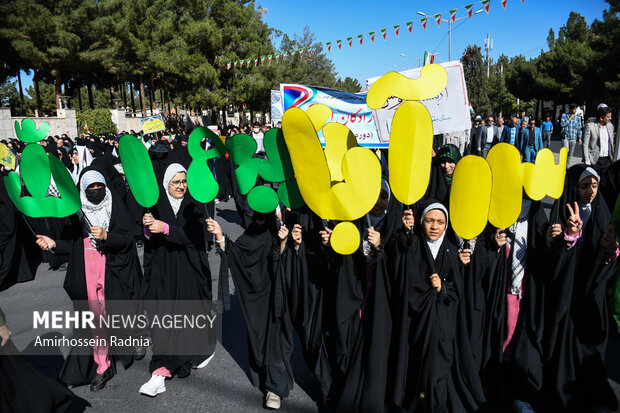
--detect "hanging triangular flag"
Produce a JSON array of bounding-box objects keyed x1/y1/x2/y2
[
  {"x1": 227, "y1": 62, "x2": 231, "y2": 70},
  {"x1": 260, "y1": 56, "x2": 265, "y2": 65},
  {"x1": 434, "y1": 13, "x2": 442, "y2": 28},
  {"x1": 326, "y1": 42, "x2": 332, "y2": 53},
  {"x1": 393, "y1": 24, "x2": 400, "y2": 37},
  {"x1": 254, "y1": 58, "x2": 258, "y2": 66},
  {"x1": 420, "y1": 17, "x2": 428, "y2": 31},
  {"x1": 406, "y1": 21, "x2": 413, "y2": 35},
  {"x1": 268, "y1": 55, "x2": 272, "y2": 64},
  {"x1": 465, "y1": 4, "x2": 474, "y2": 18},
  {"x1": 233, "y1": 61, "x2": 237, "y2": 67},
  {"x1": 275, "y1": 53, "x2": 280, "y2": 63},
  {"x1": 307, "y1": 46, "x2": 312, "y2": 55},
  {"x1": 423, "y1": 51, "x2": 434, "y2": 65},
  {"x1": 337, "y1": 39, "x2": 342, "y2": 50},
  {"x1": 481, "y1": 0, "x2": 490, "y2": 14},
  {"x1": 449, "y1": 9, "x2": 458, "y2": 22},
  {"x1": 501, "y1": 0, "x2": 507, "y2": 9},
  {"x1": 369, "y1": 31, "x2": 376, "y2": 43},
  {"x1": 347, "y1": 37, "x2": 353, "y2": 48},
  {"x1": 283, "y1": 52, "x2": 288, "y2": 61},
  {"x1": 380, "y1": 28, "x2": 387, "y2": 41},
  {"x1": 357, "y1": 34, "x2": 363, "y2": 46},
  {"x1": 521, "y1": 0, "x2": 524, "y2": 3},
  {"x1": 299, "y1": 48, "x2": 304, "y2": 56},
  {"x1": 247, "y1": 59, "x2": 251, "y2": 68}
]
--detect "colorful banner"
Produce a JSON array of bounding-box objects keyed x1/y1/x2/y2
[
  {"x1": 381, "y1": 28, "x2": 387, "y2": 40},
  {"x1": 465, "y1": 4, "x2": 474, "y2": 17},
  {"x1": 482, "y1": 0, "x2": 490, "y2": 13},
  {"x1": 393, "y1": 24, "x2": 400, "y2": 37},
  {"x1": 271, "y1": 90, "x2": 283, "y2": 122},
  {"x1": 337, "y1": 39, "x2": 342, "y2": 50},
  {"x1": 347, "y1": 37, "x2": 353, "y2": 48},
  {"x1": 279, "y1": 84, "x2": 383, "y2": 148},
  {"x1": 406, "y1": 21, "x2": 413, "y2": 34},
  {"x1": 420, "y1": 17, "x2": 428, "y2": 30},
  {"x1": 450, "y1": 8, "x2": 458, "y2": 21},
  {"x1": 434, "y1": 13, "x2": 442, "y2": 27},
  {"x1": 501, "y1": 0, "x2": 507, "y2": 9},
  {"x1": 369, "y1": 31, "x2": 376, "y2": 43},
  {"x1": 141, "y1": 115, "x2": 166, "y2": 135},
  {"x1": 366, "y1": 61, "x2": 471, "y2": 138}
]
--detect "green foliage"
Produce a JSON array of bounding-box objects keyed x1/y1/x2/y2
[
  {"x1": 461, "y1": 45, "x2": 491, "y2": 116},
  {"x1": 336, "y1": 77, "x2": 362, "y2": 93},
  {"x1": 76, "y1": 108, "x2": 117, "y2": 135},
  {"x1": 0, "y1": 79, "x2": 20, "y2": 109}
]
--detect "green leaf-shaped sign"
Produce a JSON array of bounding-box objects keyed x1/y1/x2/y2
[
  {"x1": 186, "y1": 127, "x2": 227, "y2": 203},
  {"x1": 118, "y1": 135, "x2": 159, "y2": 208},
  {"x1": 15, "y1": 119, "x2": 50, "y2": 143}
]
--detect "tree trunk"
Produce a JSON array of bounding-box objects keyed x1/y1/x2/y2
[
  {"x1": 109, "y1": 86, "x2": 115, "y2": 108},
  {"x1": 130, "y1": 82, "x2": 136, "y2": 114},
  {"x1": 78, "y1": 86, "x2": 83, "y2": 111},
  {"x1": 160, "y1": 88, "x2": 165, "y2": 116},
  {"x1": 164, "y1": 87, "x2": 171, "y2": 117},
  {"x1": 87, "y1": 84, "x2": 94, "y2": 109},
  {"x1": 34, "y1": 71, "x2": 42, "y2": 115},
  {"x1": 121, "y1": 83, "x2": 127, "y2": 108},
  {"x1": 17, "y1": 71, "x2": 25, "y2": 115},
  {"x1": 54, "y1": 69, "x2": 62, "y2": 109},
  {"x1": 149, "y1": 74, "x2": 155, "y2": 114},
  {"x1": 139, "y1": 76, "x2": 146, "y2": 116}
]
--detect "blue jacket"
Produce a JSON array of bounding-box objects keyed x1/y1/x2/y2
[
  {"x1": 501, "y1": 125, "x2": 521, "y2": 147},
  {"x1": 519, "y1": 127, "x2": 543, "y2": 153}
]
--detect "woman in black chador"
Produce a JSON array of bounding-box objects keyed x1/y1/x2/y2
[
  {"x1": 544, "y1": 165, "x2": 619, "y2": 412},
  {"x1": 35, "y1": 167, "x2": 142, "y2": 391},
  {"x1": 140, "y1": 163, "x2": 215, "y2": 397},
  {"x1": 390, "y1": 200, "x2": 485, "y2": 413}
]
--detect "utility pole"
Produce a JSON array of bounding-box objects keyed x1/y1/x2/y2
[{"x1": 484, "y1": 33, "x2": 493, "y2": 77}]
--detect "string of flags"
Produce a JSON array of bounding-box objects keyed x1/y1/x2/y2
[{"x1": 225, "y1": 0, "x2": 523, "y2": 70}]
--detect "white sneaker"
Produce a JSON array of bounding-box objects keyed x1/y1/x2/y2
[
  {"x1": 139, "y1": 375, "x2": 166, "y2": 397},
  {"x1": 196, "y1": 351, "x2": 215, "y2": 369},
  {"x1": 265, "y1": 391, "x2": 281, "y2": 409}
]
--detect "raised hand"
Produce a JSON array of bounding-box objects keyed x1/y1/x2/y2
[
  {"x1": 368, "y1": 226, "x2": 381, "y2": 250},
  {"x1": 143, "y1": 213, "x2": 154, "y2": 227},
  {"x1": 0, "y1": 325, "x2": 11, "y2": 347},
  {"x1": 319, "y1": 227, "x2": 332, "y2": 246},
  {"x1": 205, "y1": 218, "x2": 223, "y2": 240},
  {"x1": 566, "y1": 202, "x2": 583, "y2": 236},
  {"x1": 402, "y1": 209, "x2": 414, "y2": 235},
  {"x1": 291, "y1": 224, "x2": 303, "y2": 249},
  {"x1": 546, "y1": 223, "x2": 562, "y2": 249},
  {"x1": 459, "y1": 249, "x2": 472, "y2": 265},
  {"x1": 495, "y1": 228, "x2": 508, "y2": 249}
]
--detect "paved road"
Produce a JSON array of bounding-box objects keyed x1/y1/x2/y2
[{"x1": 1, "y1": 141, "x2": 619, "y2": 412}]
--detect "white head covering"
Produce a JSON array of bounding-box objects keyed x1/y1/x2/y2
[
  {"x1": 78, "y1": 170, "x2": 112, "y2": 249},
  {"x1": 163, "y1": 163, "x2": 187, "y2": 217},
  {"x1": 71, "y1": 146, "x2": 93, "y2": 184},
  {"x1": 422, "y1": 203, "x2": 449, "y2": 260},
  {"x1": 578, "y1": 166, "x2": 600, "y2": 186}
]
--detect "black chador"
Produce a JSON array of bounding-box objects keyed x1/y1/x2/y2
[
  {"x1": 544, "y1": 165, "x2": 619, "y2": 411},
  {"x1": 141, "y1": 163, "x2": 214, "y2": 381},
  {"x1": 389, "y1": 200, "x2": 485, "y2": 413}
]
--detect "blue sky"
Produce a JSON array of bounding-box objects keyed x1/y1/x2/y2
[{"x1": 260, "y1": 0, "x2": 611, "y2": 83}]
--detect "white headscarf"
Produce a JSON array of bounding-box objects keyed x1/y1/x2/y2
[
  {"x1": 422, "y1": 203, "x2": 449, "y2": 260},
  {"x1": 71, "y1": 146, "x2": 93, "y2": 184},
  {"x1": 163, "y1": 163, "x2": 187, "y2": 217},
  {"x1": 78, "y1": 170, "x2": 112, "y2": 249}
]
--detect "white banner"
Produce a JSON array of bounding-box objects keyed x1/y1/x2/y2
[
  {"x1": 270, "y1": 90, "x2": 283, "y2": 122},
  {"x1": 366, "y1": 61, "x2": 471, "y2": 140}
]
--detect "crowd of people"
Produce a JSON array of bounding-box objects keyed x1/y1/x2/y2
[
  {"x1": 0, "y1": 104, "x2": 619, "y2": 413},
  {"x1": 441, "y1": 105, "x2": 618, "y2": 169}
]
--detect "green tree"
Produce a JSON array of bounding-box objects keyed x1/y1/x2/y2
[
  {"x1": 461, "y1": 45, "x2": 490, "y2": 116},
  {"x1": 335, "y1": 77, "x2": 362, "y2": 93},
  {"x1": 76, "y1": 108, "x2": 117, "y2": 135},
  {"x1": 0, "y1": 79, "x2": 21, "y2": 110}
]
